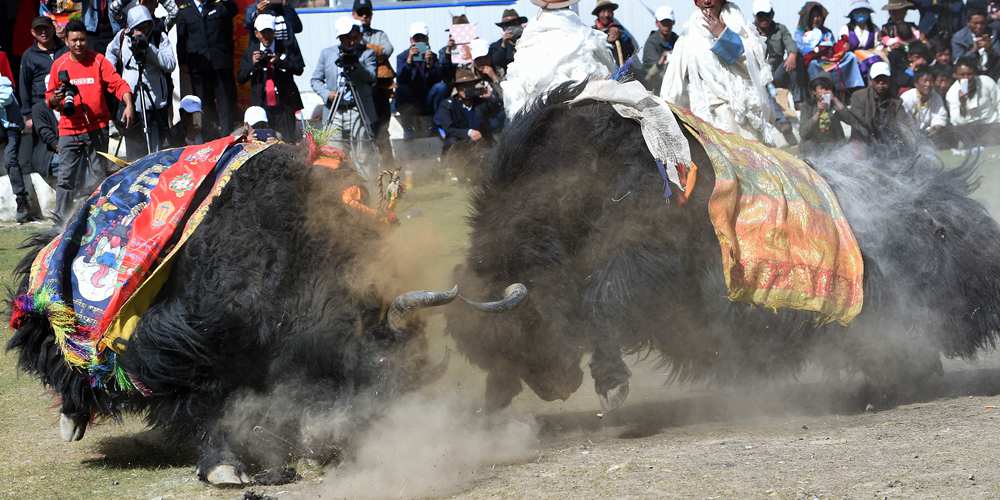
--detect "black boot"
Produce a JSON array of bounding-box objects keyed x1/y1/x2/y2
[{"x1": 15, "y1": 196, "x2": 31, "y2": 224}]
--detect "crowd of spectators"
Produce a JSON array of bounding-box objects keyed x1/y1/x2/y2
[{"x1": 3, "y1": 0, "x2": 1000, "y2": 223}]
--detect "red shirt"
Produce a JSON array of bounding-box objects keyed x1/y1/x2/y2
[
  {"x1": 46, "y1": 50, "x2": 131, "y2": 135},
  {"x1": 0, "y1": 52, "x2": 12, "y2": 83}
]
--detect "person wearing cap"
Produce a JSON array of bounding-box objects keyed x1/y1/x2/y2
[
  {"x1": 751, "y1": 1, "x2": 799, "y2": 98},
  {"x1": 238, "y1": 12, "x2": 304, "y2": 142},
  {"x1": 174, "y1": 0, "x2": 238, "y2": 139},
  {"x1": 900, "y1": 68, "x2": 949, "y2": 141},
  {"x1": 243, "y1": 0, "x2": 302, "y2": 44},
  {"x1": 661, "y1": 0, "x2": 779, "y2": 143},
  {"x1": 946, "y1": 56, "x2": 999, "y2": 135},
  {"x1": 592, "y1": 0, "x2": 636, "y2": 66},
  {"x1": 110, "y1": 0, "x2": 179, "y2": 31},
  {"x1": 433, "y1": 68, "x2": 503, "y2": 180},
  {"x1": 881, "y1": 1, "x2": 924, "y2": 49},
  {"x1": 167, "y1": 95, "x2": 204, "y2": 146},
  {"x1": 243, "y1": 106, "x2": 279, "y2": 142},
  {"x1": 489, "y1": 9, "x2": 528, "y2": 74},
  {"x1": 46, "y1": 20, "x2": 135, "y2": 219},
  {"x1": 395, "y1": 21, "x2": 443, "y2": 139},
  {"x1": 501, "y1": 0, "x2": 615, "y2": 117},
  {"x1": 840, "y1": 60, "x2": 917, "y2": 152},
  {"x1": 950, "y1": 8, "x2": 1000, "y2": 79},
  {"x1": 105, "y1": 5, "x2": 176, "y2": 159},
  {"x1": 798, "y1": 71, "x2": 846, "y2": 156},
  {"x1": 836, "y1": 1, "x2": 886, "y2": 82},
  {"x1": 311, "y1": 16, "x2": 377, "y2": 159},
  {"x1": 640, "y1": 6, "x2": 679, "y2": 94},
  {"x1": 19, "y1": 17, "x2": 67, "y2": 132},
  {"x1": 352, "y1": 0, "x2": 394, "y2": 162}
]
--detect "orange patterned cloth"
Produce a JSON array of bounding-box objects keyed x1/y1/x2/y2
[{"x1": 672, "y1": 105, "x2": 864, "y2": 325}]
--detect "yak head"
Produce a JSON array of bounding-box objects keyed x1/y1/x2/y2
[{"x1": 6, "y1": 232, "x2": 106, "y2": 443}]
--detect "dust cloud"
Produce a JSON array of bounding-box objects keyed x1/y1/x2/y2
[{"x1": 313, "y1": 392, "x2": 537, "y2": 499}]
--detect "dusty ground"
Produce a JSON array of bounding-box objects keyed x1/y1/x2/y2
[{"x1": 2, "y1": 149, "x2": 1000, "y2": 499}]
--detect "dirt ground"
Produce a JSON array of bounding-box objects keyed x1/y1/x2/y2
[{"x1": 2, "y1": 149, "x2": 1000, "y2": 499}]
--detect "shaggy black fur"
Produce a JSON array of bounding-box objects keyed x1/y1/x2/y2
[
  {"x1": 7, "y1": 144, "x2": 439, "y2": 483},
  {"x1": 447, "y1": 82, "x2": 1000, "y2": 410}
]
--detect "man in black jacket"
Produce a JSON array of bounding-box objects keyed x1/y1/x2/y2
[
  {"x1": 237, "y1": 13, "x2": 304, "y2": 142},
  {"x1": 488, "y1": 9, "x2": 527, "y2": 76},
  {"x1": 175, "y1": 0, "x2": 237, "y2": 138},
  {"x1": 434, "y1": 69, "x2": 502, "y2": 181},
  {"x1": 31, "y1": 100, "x2": 59, "y2": 180},
  {"x1": 19, "y1": 17, "x2": 67, "y2": 130}
]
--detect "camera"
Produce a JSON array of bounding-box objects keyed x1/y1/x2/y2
[
  {"x1": 129, "y1": 32, "x2": 150, "y2": 62},
  {"x1": 58, "y1": 70, "x2": 79, "y2": 116},
  {"x1": 335, "y1": 45, "x2": 361, "y2": 70}
]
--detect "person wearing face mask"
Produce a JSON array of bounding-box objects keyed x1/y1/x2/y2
[
  {"x1": 838, "y1": 0, "x2": 885, "y2": 80},
  {"x1": 489, "y1": 9, "x2": 527, "y2": 75},
  {"x1": 945, "y1": 56, "x2": 1000, "y2": 145},
  {"x1": 661, "y1": 0, "x2": 779, "y2": 144}
]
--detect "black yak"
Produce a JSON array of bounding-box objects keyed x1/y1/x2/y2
[
  {"x1": 447, "y1": 83, "x2": 1000, "y2": 412},
  {"x1": 6, "y1": 143, "x2": 521, "y2": 486}
]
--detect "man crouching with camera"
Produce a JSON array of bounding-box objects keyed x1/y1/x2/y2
[
  {"x1": 310, "y1": 17, "x2": 377, "y2": 147},
  {"x1": 107, "y1": 5, "x2": 177, "y2": 159},
  {"x1": 47, "y1": 20, "x2": 135, "y2": 220},
  {"x1": 433, "y1": 67, "x2": 503, "y2": 182}
]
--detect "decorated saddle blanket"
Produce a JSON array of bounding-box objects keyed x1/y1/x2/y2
[
  {"x1": 9, "y1": 137, "x2": 274, "y2": 392},
  {"x1": 672, "y1": 106, "x2": 865, "y2": 325}
]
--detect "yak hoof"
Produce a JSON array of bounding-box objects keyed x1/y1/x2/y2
[
  {"x1": 203, "y1": 464, "x2": 251, "y2": 487},
  {"x1": 598, "y1": 381, "x2": 630, "y2": 412},
  {"x1": 59, "y1": 413, "x2": 87, "y2": 442}
]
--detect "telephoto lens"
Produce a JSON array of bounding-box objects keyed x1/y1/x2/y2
[{"x1": 58, "y1": 70, "x2": 76, "y2": 116}]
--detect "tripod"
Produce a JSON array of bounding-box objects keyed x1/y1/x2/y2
[
  {"x1": 325, "y1": 70, "x2": 380, "y2": 179},
  {"x1": 113, "y1": 51, "x2": 155, "y2": 159}
]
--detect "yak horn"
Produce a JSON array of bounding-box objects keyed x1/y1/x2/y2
[
  {"x1": 388, "y1": 285, "x2": 459, "y2": 334},
  {"x1": 460, "y1": 283, "x2": 528, "y2": 313}
]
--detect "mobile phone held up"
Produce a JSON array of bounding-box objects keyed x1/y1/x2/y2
[{"x1": 412, "y1": 42, "x2": 430, "y2": 62}]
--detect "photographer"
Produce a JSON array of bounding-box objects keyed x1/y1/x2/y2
[
  {"x1": 237, "y1": 13, "x2": 304, "y2": 142},
  {"x1": 106, "y1": 5, "x2": 177, "y2": 159},
  {"x1": 489, "y1": 9, "x2": 527, "y2": 75},
  {"x1": 434, "y1": 68, "x2": 503, "y2": 181},
  {"x1": 310, "y1": 17, "x2": 377, "y2": 140},
  {"x1": 46, "y1": 20, "x2": 135, "y2": 220},
  {"x1": 395, "y1": 22, "x2": 443, "y2": 139}
]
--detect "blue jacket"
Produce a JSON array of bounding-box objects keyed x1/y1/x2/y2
[
  {"x1": 0, "y1": 77, "x2": 24, "y2": 130},
  {"x1": 395, "y1": 52, "x2": 444, "y2": 114}
]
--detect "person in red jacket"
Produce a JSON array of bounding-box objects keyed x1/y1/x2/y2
[{"x1": 46, "y1": 20, "x2": 135, "y2": 220}]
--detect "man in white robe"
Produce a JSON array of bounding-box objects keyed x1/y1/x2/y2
[
  {"x1": 661, "y1": 0, "x2": 779, "y2": 144},
  {"x1": 501, "y1": 0, "x2": 616, "y2": 119}
]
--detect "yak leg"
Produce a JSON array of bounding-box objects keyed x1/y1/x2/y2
[
  {"x1": 590, "y1": 322, "x2": 632, "y2": 412},
  {"x1": 197, "y1": 427, "x2": 251, "y2": 487},
  {"x1": 485, "y1": 361, "x2": 524, "y2": 411}
]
